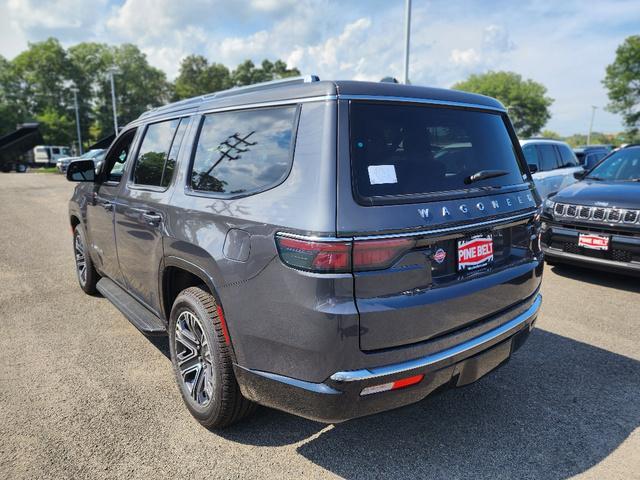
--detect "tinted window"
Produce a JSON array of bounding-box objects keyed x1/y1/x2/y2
[
  {"x1": 536, "y1": 144, "x2": 559, "y2": 171},
  {"x1": 162, "y1": 119, "x2": 188, "y2": 188},
  {"x1": 557, "y1": 144, "x2": 578, "y2": 167},
  {"x1": 52, "y1": 147, "x2": 60, "y2": 154},
  {"x1": 350, "y1": 102, "x2": 525, "y2": 200},
  {"x1": 588, "y1": 148, "x2": 640, "y2": 181},
  {"x1": 133, "y1": 119, "x2": 180, "y2": 186},
  {"x1": 190, "y1": 106, "x2": 296, "y2": 195},
  {"x1": 105, "y1": 129, "x2": 137, "y2": 183},
  {"x1": 522, "y1": 145, "x2": 539, "y2": 169}
]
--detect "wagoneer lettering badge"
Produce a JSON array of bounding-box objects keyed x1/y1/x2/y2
[{"x1": 418, "y1": 194, "x2": 536, "y2": 222}]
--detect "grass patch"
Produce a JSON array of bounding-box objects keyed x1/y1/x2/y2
[{"x1": 33, "y1": 167, "x2": 60, "y2": 174}]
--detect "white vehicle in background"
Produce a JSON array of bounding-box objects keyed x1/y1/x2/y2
[
  {"x1": 33, "y1": 145, "x2": 72, "y2": 167},
  {"x1": 56, "y1": 149, "x2": 105, "y2": 173},
  {"x1": 520, "y1": 139, "x2": 583, "y2": 199}
]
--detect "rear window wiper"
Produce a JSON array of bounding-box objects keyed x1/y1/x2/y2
[{"x1": 464, "y1": 169, "x2": 510, "y2": 185}]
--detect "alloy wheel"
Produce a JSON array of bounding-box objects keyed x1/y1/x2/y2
[
  {"x1": 74, "y1": 232, "x2": 87, "y2": 287},
  {"x1": 174, "y1": 310, "x2": 215, "y2": 407}
]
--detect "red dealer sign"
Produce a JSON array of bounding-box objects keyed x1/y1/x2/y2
[{"x1": 458, "y1": 235, "x2": 494, "y2": 271}]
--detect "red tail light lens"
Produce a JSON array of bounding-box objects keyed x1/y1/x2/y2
[
  {"x1": 352, "y1": 237, "x2": 415, "y2": 271},
  {"x1": 276, "y1": 235, "x2": 415, "y2": 273},
  {"x1": 275, "y1": 236, "x2": 351, "y2": 273}
]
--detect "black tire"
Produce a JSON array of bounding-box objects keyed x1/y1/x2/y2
[
  {"x1": 73, "y1": 226, "x2": 99, "y2": 294},
  {"x1": 169, "y1": 287, "x2": 255, "y2": 429}
]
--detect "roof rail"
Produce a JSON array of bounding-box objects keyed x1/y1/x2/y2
[
  {"x1": 137, "y1": 74, "x2": 320, "y2": 121},
  {"x1": 214, "y1": 75, "x2": 320, "y2": 99}
]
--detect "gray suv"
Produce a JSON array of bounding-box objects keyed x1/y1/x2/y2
[{"x1": 66, "y1": 77, "x2": 544, "y2": 428}]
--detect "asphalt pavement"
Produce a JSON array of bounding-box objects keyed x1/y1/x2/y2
[{"x1": 1, "y1": 173, "x2": 638, "y2": 479}]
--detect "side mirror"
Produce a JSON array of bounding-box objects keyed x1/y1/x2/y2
[
  {"x1": 528, "y1": 163, "x2": 539, "y2": 174},
  {"x1": 573, "y1": 170, "x2": 586, "y2": 180},
  {"x1": 66, "y1": 160, "x2": 97, "y2": 182}
]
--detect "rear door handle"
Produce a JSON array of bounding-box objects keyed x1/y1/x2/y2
[{"x1": 142, "y1": 212, "x2": 162, "y2": 224}]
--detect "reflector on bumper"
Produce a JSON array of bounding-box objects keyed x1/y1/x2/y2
[{"x1": 360, "y1": 374, "x2": 424, "y2": 396}]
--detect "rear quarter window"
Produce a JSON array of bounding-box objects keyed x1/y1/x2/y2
[
  {"x1": 536, "y1": 144, "x2": 559, "y2": 172},
  {"x1": 190, "y1": 106, "x2": 297, "y2": 196},
  {"x1": 350, "y1": 102, "x2": 526, "y2": 202}
]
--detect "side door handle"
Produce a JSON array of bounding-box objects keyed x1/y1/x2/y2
[
  {"x1": 100, "y1": 200, "x2": 113, "y2": 211},
  {"x1": 142, "y1": 212, "x2": 162, "y2": 225}
]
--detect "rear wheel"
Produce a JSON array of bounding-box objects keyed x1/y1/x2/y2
[
  {"x1": 169, "y1": 287, "x2": 255, "y2": 428},
  {"x1": 73, "y1": 226, "x2": 99, "y2": 294}
]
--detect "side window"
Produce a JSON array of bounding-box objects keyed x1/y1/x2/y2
[
  {"x1": 536, "y1": 144, "x2": 559, "y2": 172},
  {"x1": 557, "y1": 145, "x2": 578, "y2": 167},
  {"x1": 161, "y1": 119, "x2": 188, "y2": 188},
  {"x1": 104, "y1": 129, "x2": 138, "y2": 183},
  {"x1": 52, "y1": 147, "x2": 60, "y2": 155},
  {"x1": 132, "y1": 119, "x2": 180, "y2": 186},
  {"x1": 522, "y1": 145, "x2": 539, "y2": 169},
  {"x1": 190, "y1": 106, "x2": 297, "y2": 195}
]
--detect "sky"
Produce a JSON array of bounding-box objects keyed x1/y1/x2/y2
[{"x1": 1, "y1": 0, "x2": 638, "y2": 135}]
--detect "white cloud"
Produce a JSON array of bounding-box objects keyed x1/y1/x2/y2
[
  {"x1": 450, "y1": 48, "x2": 481, "y2": 67},
  {"x1": 1, "y1": 0, "x2": 638, "y2": 134}
]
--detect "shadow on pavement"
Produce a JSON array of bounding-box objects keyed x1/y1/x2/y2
[
  {"x1": 549, "y1": 263, "x2": 640, "y2": 293},
  {"x1": 217, "y1": 330, "x2": 640, "y2": 479}
]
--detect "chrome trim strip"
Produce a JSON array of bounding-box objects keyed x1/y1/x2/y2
[
  {"x1": 338, "y1": 94, "x2": 507, "y2": 112},
  {"x1": 330, "y1": 294, "x2": 542, "y2": 383},
  {"x1": 276, "y1": 232, "x2": 351, "y2": 242},
  {"x1": 198, "y1": 95, "x2": 337, "y2": 116},
  {"x1": 277, "y1": 211, "x2": 536, "y2": 244},
  {"x1": 353, "y1": 210, "x2": 536, "y2": 241},
  {"x1": 237, "y1": 366, "x2": 342, "y2": 394}
]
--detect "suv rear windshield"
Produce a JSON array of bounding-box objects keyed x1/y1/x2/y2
[{"x1": 350, "y1": 102, "x2": 526, "y2": 202}]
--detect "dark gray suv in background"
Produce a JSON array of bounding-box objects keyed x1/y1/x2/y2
[{"x1": 67, "y1": 77, "x2": 544, "y2": 428}]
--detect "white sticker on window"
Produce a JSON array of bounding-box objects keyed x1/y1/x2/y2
[{"x1": 368, "y1": 165, "x2": 397, "y2": 185}]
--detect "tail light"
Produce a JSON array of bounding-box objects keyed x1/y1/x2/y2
[
  {"x1": 353, "y1": 238, "x2": 415, "y2": 271},
  {"x1": 275, "y1": 236, "x2": 351, "y2": 272},
  {"x1": 275, "y1": 235, "x2": 415, "y2": 273}
]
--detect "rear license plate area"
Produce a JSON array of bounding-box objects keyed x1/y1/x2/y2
[{"x1": 457, "y1": 234, "x2": 494, "y2": 272}]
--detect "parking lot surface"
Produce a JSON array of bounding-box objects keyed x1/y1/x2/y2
[{"x1": 1, "y1": 173, "x2": 638, "y2": 480}]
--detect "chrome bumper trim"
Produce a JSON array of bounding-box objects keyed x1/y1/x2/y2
[{"x1": 330, "y1": 294, "x2": 542, "y2": 383}]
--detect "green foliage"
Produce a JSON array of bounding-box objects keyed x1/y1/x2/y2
[
  {"x1": 174, "y1": 55, "x2": 232, "y2": 100},
  {"x1": 540, "y1": 129, "x2": 562, "y2": 140},
  {"x1": 452, "y1": 71, "x2": 553, "y2": 138},
  {"x1": 603, "y1": 35, "x2": 640, "y2": 136},
  {"x1": 231, "y1": 59, "x2": 300, "y2": 87},
  {"x1": 35, "y1": 107, "x2": 75, "y2": 146},
  {"x1": 0, "y1": 38, "x2": 301, "y2": 147}
]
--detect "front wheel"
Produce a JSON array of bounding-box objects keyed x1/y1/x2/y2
[
  {"x1": 169, "y1": 287, "x2": 255, "y2": 429},
  {"x1": 73, "y1": 226, "x2": 99, "y2": 294}
]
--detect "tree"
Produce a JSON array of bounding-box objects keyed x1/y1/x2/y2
[
  {"x1": 453, "y1": 71, "x2": 553, "y2": 137},
  {"x1": 231, "y1": 59, "x2": 300, "y2": 87},
  {"x1": 540, "y1": 129, "x2": 562, "y2": 140},
  {"x1": 173, "y1": 55, "x2": 231, "y2": 100},
  {"x1": 603, "y1": 35, "x2": 640, "y2": 137}
]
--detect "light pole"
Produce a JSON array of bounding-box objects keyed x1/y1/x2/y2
[
  {"x1": 106, "y1": 66, "x2": 120, "y2": 134},
  {"x1": 69, "y1": 84, "x2": 83, "y2": 155},
  {"x1": 587, "y1": 105, "x2": 597, "y2": 145},
  {"x1": 402, "y1": 0, "x2": 412, "y2": 84}
]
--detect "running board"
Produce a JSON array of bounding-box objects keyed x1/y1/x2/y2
[{"x1": 96, "y1": 278, "x2": 166, "y2": 334}]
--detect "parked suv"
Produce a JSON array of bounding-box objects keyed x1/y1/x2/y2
[
  {"x1": 66, "y1": 77, "x2": 544, "y2": 428},
  {"x1": 542, "y1": 145, "x2": 640, "y2": 275},
  {"x1": 520, "y1": 139, "x2": 583, "y2": 199},
  {"x1": 573, "y1": 145, "x2": 610, "y2": 171}
]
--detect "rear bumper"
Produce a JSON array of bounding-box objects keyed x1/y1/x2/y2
[{"x1": 235, "y1": 293, "x2": 542, "y2": 423}]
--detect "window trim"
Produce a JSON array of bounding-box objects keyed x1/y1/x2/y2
[
  {"x1": 127, "y1": 117, "x2": 185, "y2": 192},
  {"x1": 184, "y1": 104, "x2": 302, "y2": 200},
  {"x1": 99, "y1": 127, "x2": 140, "y2": 187},
  {"x1": 347, "y1": 100, "x2": 531, "y2": 207}
]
